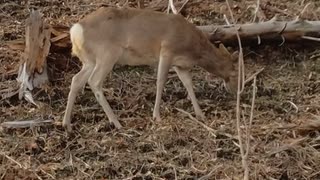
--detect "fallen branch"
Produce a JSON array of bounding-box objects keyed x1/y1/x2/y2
[
  {"x1": 176, "y1": 108, "x2": 217, "y2": 137},
  {"x1": 149, "y1": 0, "x2": 186, "y2": 12},
  {"x1": 176, "y1": 108, "x2": 238, "y2": 140},
  {"x1": 244, "y1": 68, "x2": 264, "y2": 85},
  {"x1": 252, "y1": 0, "x2": 260, "y2": 22},
  {"x1": 0, "y1": 153, "x2": 25, "y2": 169},
  {"x1": 1, "y1": 118, "x2": 54, "y2": 129},
  {"x1": 267, "y1": 137, "x2": 307, "y2": 156},
  {"x1": 225, "y1": 0, "x2": 248, "y2": 179},
  {"x1": 167, "y1": 0, "x2": 178, "y2": 14},
  {"x1": 197, "y1": 18, "x2": 320, "y2": 45},
  {"x1": 244, "y1": 76, "x2": 257, "y2": 168}
]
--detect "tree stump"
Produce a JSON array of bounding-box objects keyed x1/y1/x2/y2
[{"x1": 17, "y1": 10, "x2": 51, "y2": 105}]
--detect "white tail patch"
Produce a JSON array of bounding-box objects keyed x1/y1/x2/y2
[{"x1": 70, "y1": 23, "x2": 84, "y2": 56}]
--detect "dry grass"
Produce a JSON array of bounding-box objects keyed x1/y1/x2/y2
[{"x1": 1, "y1": 0, "x2": 320, "y2": 179}]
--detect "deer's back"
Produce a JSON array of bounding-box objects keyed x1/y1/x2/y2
[{"x1": 78, "y1": 7, "x2": 209, "y2": 66}]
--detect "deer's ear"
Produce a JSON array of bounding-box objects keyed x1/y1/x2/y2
[
  {"x1": 219, "y1": 43, "x2": 231, "y2": 56},
  {"x1": 231, "y1": 51, "x2": 239, "y2": 62}
]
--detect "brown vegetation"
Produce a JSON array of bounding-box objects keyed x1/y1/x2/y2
[{"x1": 1, "y1": 0, "x2": 320, "y2": 179}]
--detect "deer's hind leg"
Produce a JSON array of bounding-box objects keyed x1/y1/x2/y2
[
  {"x1": 87, "y1": 50, "x2": 122, "y2": 129},
  {"x1": 63, "y1": 56, "x2": 95, "y2": 132}
]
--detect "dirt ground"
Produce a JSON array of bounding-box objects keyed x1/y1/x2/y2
[{"x1": 1, "y1": 0, "x2": 320, "y2": 179}]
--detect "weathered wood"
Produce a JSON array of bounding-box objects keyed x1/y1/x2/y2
[
  {"x1": 1, "y1": 119, "x2": 54, "y2": 129},
  {"x1": 16, "y1": 10, "x2": 51, "y2": 103},
  {"x1": 197, "y1": 18, "x2": 320, "y2": 45},
  {"x1": 7, "y1": 25, "x2": 70, "y2": 51},
  {"x1": 23, "y1": 10, "x2": 51, "y2": 76}
]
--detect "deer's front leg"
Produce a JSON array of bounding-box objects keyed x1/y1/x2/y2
[
  {"x1": 174, "y1": 66, "x2": 205, "y2": 120},
  {"x1": 153, "y1": 53, "x2": 172, "y2": 121}
]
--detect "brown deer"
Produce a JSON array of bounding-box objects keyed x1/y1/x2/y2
[{"x1": 62, "y1": 7, "x2": 239, "y2": 132}]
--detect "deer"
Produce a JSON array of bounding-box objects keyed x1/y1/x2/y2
[{"x1": 62, "y1": 7, "x2": 240, "y2": 132}]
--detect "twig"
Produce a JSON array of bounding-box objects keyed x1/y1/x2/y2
[
  {"x1": 198, "y1": 165, "x2": 222, "y2": 180},
  {"x1": 167, "y1": 0, "x2": 178, "y2": 14},
  {"x1": 279, "y1": 35, "x2": 286, "y2": 46},
  {"x1": 1, "y1": 153, "x2": 25, "y2": 169},
  {"x1": 177, "y1": 0, "x2": 190, "y2": 13},
  {"x1": 173, "y1": 166, "x2": 177, "y2": 180},
  {"x1": 189, "y1": 151, "x2": 208, "y2": 173},
  {"x1": 245, "y1": 77, "x2": 257, "y2": 159},
  {"x1": 298, "y1": 2, "x2": 311, "y2": 19},
  {"x1": 252, "y1": 0, "x2": 260, "y2": 22},
  {"x1": 176, "y1": 108, "x2": 217, "y2": 137},
  {"x1": 244, "y1": 68, "x2": 264, "y2": 85},
  {"x1": 1, "y1": 119, "x2": 54, "y2": 129},
  {"x1": 285, "y1": 100, "x2": 299, "y2": 113},
  {"x1": 302, "y1": 36, "x2": 320, "y2": 42},
  {"x1": 225, "y1": 0, "x2": 248, "y2": 179},
  {"x1": 223, "y1": 14, "x2": 231, "y2": 25},
  {"x1": 267, "y1": 137, "x2": 307, "y2": 156},
  {"x1": 262, "y1": 2, "x2": 290, "y2": 16},
  {"x1": 39, "y1": 168, "x2": 55, "y2": 179},
  {"x1": 257, "y1": 35, "x2": 261, "y2": 45}
]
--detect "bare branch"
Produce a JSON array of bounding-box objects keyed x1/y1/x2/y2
[
  {"x1": 223, "y1": 14, "x2": 231, "y2": 25},
  {"x1": 198, "y1": 19, "x2": 320, "y2": 45},
  {"x1": 0, "y1": 153, "x2": 25, "y2": 169},
  {"x1": 168, "y1": 0, "x2": 178, "y2": 14},
  {"x1": 297, "y1": 2, "x2": 311, "y2": 20},
  {"x1": 245, "y1": 77, "x2": 257, "y2": 159},
  {"x1": 177, "y1": 0, "x2": 190, "y2": 14},
  {"x1": 302, "y1": 35, "x2": 320, "y2": 42},
  {"x1": 225, "y1": 0, "x2": 248, "y2": 179},
  {"x1": 252, "y1": 0, "x2": 260, "y2": 22},
  {"x1": 1, "y1": 119, "x2": 53, "y2": 129},
  {"x1": 244, "y1": 68, "x2": 264, "y2": 85},
  {"x1": 176, "y1": 108, "x2": 217, "y2": 137}
]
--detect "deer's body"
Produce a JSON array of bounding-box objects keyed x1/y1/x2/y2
[{"x1": 63, "y1": 7, "x2": 238, "y2": 131}]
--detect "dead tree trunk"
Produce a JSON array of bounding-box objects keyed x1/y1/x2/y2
[
  {"x1": 17, "y1": 10, "x2": 51, "y2": 106},
  {"x1": 197, "y1": 17, "x2": 320, "y2": 45}
]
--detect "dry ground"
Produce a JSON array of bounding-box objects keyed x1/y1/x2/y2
[{"x1": 1, "y1": 0, "x2": 320, "y2": 179}]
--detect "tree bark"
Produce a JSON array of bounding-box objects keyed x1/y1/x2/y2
[
  {"x1": 197, "y1": 18, "x2": 320, "y2": 46},
  {"x1": 16, "y1": 10, "x2": 51, "y2": 105}
]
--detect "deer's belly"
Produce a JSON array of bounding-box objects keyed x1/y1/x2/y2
[{"x1": 117, "y1": 48, "x2": 158, "y2": 66}]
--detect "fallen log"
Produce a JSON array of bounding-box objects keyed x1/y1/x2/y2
[{"x1": 198, "y1": 17, "x2": 320, "y2": 45}]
